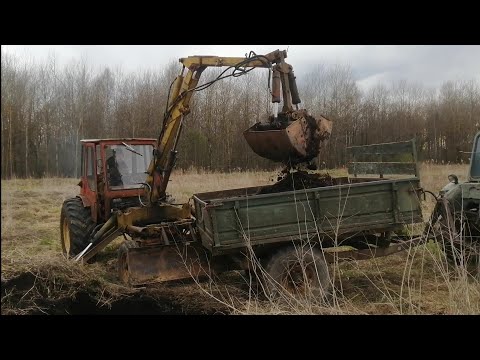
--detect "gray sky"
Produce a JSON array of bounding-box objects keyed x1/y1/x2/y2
[{"x1": 3, "y1": 45, "x2": 480, "y2": 91}]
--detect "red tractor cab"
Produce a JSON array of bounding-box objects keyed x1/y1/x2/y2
[{"x1": 78, "y1": 138, "x2": 156, "y2": 223}]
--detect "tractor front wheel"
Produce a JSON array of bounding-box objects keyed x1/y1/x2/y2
[{"x1": 60, "y1": 197, "x2": 96, "y2": 259}]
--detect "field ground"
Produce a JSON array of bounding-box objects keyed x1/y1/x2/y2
[{"x1": 2, "y1": 164, "x2": 479, "y2": 315}]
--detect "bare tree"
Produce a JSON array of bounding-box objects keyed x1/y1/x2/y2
[{"x1": 2, "y1": 54, "x2": 479, "y2": 179}]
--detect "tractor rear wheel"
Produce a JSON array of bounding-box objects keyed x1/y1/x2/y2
[
  {"x1": 60, "y1": 197, "x2": 96, "y2": 259},
  {"x1": 264, "y1": 245, "x2": 332, "y2": 301}
]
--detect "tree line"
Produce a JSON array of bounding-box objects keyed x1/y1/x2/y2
[{"x1": 1, "y1": 53, "x2": 479, "y2": 179}]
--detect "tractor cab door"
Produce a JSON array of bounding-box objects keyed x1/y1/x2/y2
[
  {"x1": 470, "y1": 132, "x2": 480, "y2": 182},
  {"x1": 81, "y1": 143, "x2": 99, "y2": 222}
]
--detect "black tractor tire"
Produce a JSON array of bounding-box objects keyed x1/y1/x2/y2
[
  {"x1": 264, "y1": 245, "x2": 332, "y2": 301},
  {"x1": 117, "y1": 239, "x2": 139, "y2": 285},
  {"x1": 60, "y1": 197, "x2": 96, "y2": 259},
  {"x1": 433, "y1": 199, "x2": 479, "y2": 272}
]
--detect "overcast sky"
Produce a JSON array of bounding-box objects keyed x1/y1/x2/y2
[{"x1": 3, "y1": 45, "x2": 480, "y2": 91}]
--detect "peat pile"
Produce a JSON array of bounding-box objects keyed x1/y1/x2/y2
[
  {"x1": 260, "y1": 171, "x2": 334, "y2": 194},
  {"x1": 1, "y1": 254, "x2": 228, "y2": 315}
]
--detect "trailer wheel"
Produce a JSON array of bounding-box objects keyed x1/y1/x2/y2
[
  {"x1": 117, "y1": 240, "x2": 139, "y2": 285},
  {"x1": 60, "y1": 197, "x2": 96, "y2": 259},
  {"x1": 264, "y1": 245, "x2": 331, "y2": 300}
]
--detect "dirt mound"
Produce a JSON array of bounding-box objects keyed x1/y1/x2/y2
[
  {"x1": 1, "y1": 254, "x2": 231, "y2": 315},
  {"x1": 260, "y1": 171, "x2": 334, "y2": 194},
  {"x1": 1, "y1": 273, "x2": 192, "y2": 315}
]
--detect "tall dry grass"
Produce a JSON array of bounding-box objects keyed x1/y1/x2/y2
[
  {"x1": 183, "y1": 163, "x2": 479, "y2": 314},
  {"x1": 1, "y1": 163, "x2": 478, "y2": 314}
]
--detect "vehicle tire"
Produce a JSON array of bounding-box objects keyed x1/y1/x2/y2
[
  {"x1": 117, "y1": 239, "x2": 139, "y2": 285},
  {"x1": 241, "y1": 267, "x2": 268, "y2": 296},
  {"x1": 264, "y1": 245, "x2": 331, "y2": 300},
  {"x1": 60, "y1": 197, "x2": 96, "y2": 259},
  {"x1": 434, "y1": 199, "x2": 479, "y2": 271}
]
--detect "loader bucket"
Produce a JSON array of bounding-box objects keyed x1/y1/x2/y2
[
  {"x1": 243, "y1": 113, "x2": 333, "y2": 165},
  {"x1": 121, "y1": 243, "x2": 212, "y2": 286}
]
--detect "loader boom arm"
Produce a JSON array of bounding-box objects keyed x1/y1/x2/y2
[
  {"x1": 145, "y1": 49, "x2": 299, "y2": 203},
  {"x1": 71, "y1": 49, "x2": 334, "y2": 270}
]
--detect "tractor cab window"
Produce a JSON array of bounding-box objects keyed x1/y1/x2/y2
[
  {"x1": 105, "y1": 144, "x2": 153, "y2": 190},
  {"x1": 471, "y1": 135, "x2": 480, "y2": 178}
]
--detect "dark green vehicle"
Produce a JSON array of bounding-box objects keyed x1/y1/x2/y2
[
  {"x1": 192, "y1": 139, "x2": 425, "y2": 296},
  {"x1": 429, "y1": 132, "x2": 480, "y2": 269}
]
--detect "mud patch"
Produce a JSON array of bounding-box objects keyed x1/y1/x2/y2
[
  {"x1": 1, "y1": 271, "x2": 228, "y2": 315},
  {"x1": 47, "y1": 292, "x2": 195, "y2": 315}
]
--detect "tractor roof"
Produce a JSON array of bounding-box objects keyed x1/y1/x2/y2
[{"x1": 80, "y1": 138, "x2": 156, "y2": 143}]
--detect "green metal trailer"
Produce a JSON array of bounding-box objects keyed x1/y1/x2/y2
[{"x1": 191, "y1": 139, "x2": 426, "y2": 297}]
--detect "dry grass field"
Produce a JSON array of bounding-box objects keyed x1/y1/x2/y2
[{"x1": 2, "y1": 164, "x2": 479, "y2": 315}]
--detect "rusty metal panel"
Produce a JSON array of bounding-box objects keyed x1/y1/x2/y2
[
  {"x1": 126, "y1": 244, "x2": 211, "y2": 285},
  {"x1": 244, "y1": 127, "x2": 295, "y2": 162},
  {"x1": 243, "y1": 113, "x2": 332, "y2": 164}
]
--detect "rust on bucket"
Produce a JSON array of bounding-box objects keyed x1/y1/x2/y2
[{"x1": 243, "y1": 110, "x2": 333, "y2": 165}]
